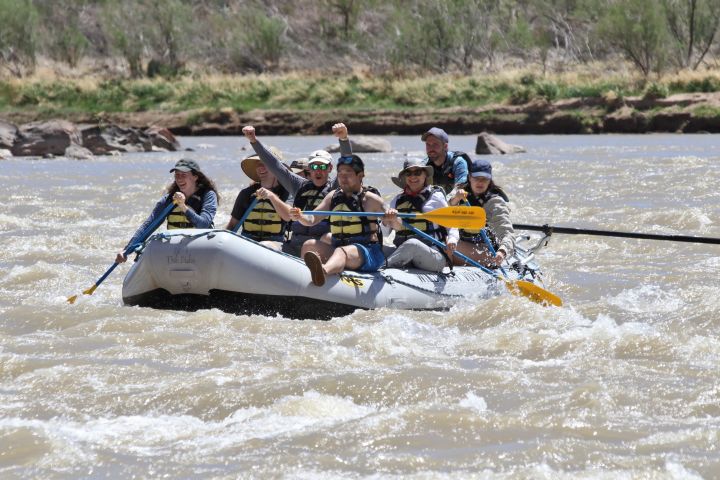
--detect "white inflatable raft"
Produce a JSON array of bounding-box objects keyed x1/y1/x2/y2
[{"x1": 122, "y1": 229, "x2": 550, "y2": 319}]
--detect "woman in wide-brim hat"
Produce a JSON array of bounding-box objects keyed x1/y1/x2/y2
[
  {"x1": 390, "y1": 158, "x2": 434, "y2": 189},
  {"x1": 116, "y1": 158, "x2": 220, "y2": 263},
  {"x1": 381, "y1": 158, "x2": 459, "y2": 272}
]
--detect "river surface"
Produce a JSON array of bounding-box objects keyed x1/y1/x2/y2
[{"x1": 1, "y1": 134, "x2": 719, "y2": 479}]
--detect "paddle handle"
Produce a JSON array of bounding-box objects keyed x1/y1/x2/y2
[
  {"x1": 232, "y1": 196, "x2": 259, "y2": 233},
  {"x1": 514, "y1": 223, "x2": 720, "y2": 245}
]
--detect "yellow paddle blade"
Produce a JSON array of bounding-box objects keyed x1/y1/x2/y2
[
  {"x1": 504, "y1": 279, "x2": 563, "y2": 307},
  {"x1": 83, "y1": 285, "x2": 98, "y2": 296},
  {"x1": 416, "y1": 206, "x2": 486, "y2": 230},
  {"x1": 67, "y1": 284, "x2": 97, "y2": 304}
]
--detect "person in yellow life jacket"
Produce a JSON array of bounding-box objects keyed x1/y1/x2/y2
[
  {"x1": 381, "y1": 158, "x2": 458, "y2": 272},
  {"x1": 227, "y1": 149, "x2": 290, "y2": 251},
  {"x1": 448, "y1": 158, "x2": 514, "y2": 267},
  {"x1": 115, "y1": 158, "x2": 219, "y2": 263},
  {"x1": 289, "y1": 155, "x2": 386, "y2": 287}
]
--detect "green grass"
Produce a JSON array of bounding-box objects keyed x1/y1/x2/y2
[
  {"x1": 691, "y1": 105, "x2": 720, "y2": 118},
  {"x1": 0, "y1": 73, "x2": 710, "y2": 118}
]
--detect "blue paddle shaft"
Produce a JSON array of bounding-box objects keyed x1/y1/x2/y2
[
  {"x1": 95, "y1": 201, "x2": 176, "y2": 289},
  {"x1": 479, "y1": 229, "x2": 508, "y2": 277},
  {"x1": 232, "y1": 196, "x2": 259, "y2": 233},
  {"x1": 302, "y1": 210, "x2": 412, "y2": 219}
]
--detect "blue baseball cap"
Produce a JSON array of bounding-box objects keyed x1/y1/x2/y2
[
  {"x1": 469, "y1": 159, "x2": 492, "y2": 179},
  {"x1": 421, "y1": 127, "x2": 449, "y2": 144},
  {"x1": 337, "y1": 154, "x2": 364, "y2": 173}
]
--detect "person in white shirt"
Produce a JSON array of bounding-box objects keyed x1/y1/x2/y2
[{"x1": 382, "y1": 158, "x2": 459, "y2": 272}]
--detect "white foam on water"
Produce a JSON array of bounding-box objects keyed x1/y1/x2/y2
[
  {"x1": 0, "y1": 389, "x2": 378, "y2": 468},
  {"x1": 665, "y1": 460, "x2": 704, "y2": 480},
  {"x1": 458, "y1": 391, "x2": 488, "y2": 413},
  {"x1": 606, "y1": 284, "x2": 683, "y2": 314},
  {"x1": 190, "y1": 390, "x2": 378, "y2": 452},
  {"x1": 1, "y1": 263, "x2": 58, "y2": 286},
  {"x1": 0, "y1": 213, "x2": 26, "y2": 229},
  {"x1": 637, "y1": 426, "x2": 719, "y2": 450},
  {"x1": 345, "y1": 313, "x2": 460, "y2": 361}
]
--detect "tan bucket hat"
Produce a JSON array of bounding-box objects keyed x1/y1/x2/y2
[
  {"x1": 391, "y1": 157, "x2": 434, "y2": 189},
  {"x1": 241, "y1": 146, "x2": 283, "y2": 181}
]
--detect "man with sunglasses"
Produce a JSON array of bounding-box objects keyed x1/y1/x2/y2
[
  {"x1": 241, "y1": 124, "x2": 351, "y2": 256},
  {"x1": 289, "y1": 154, "x2": 386, "y2": 287}
]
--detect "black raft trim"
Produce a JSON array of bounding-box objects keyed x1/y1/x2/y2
[{"x1": 123, "y1": 288, "x2": 360, "y2": 320}]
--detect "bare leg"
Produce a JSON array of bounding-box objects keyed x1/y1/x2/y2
[
  {"x1": 301, "y1": 236, "x2": 334, "y2": 262},
  {"x1": 323, "y1": 245, "x2": 363, "y2": 275},
  {"x1": 453, "y1": 240, "x2": 494, "y2": 266}
]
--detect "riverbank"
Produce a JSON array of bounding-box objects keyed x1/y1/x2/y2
[{"x1": 3, "y1": 73, "x2": 720, "y2": 134}]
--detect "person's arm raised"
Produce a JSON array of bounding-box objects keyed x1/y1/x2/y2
[
  {"x1": 243, "y1": 126, "x2": 305, "y2": 195},
  {"x1": 332, "y1": 122, "x2": 352, "y2": 156}
]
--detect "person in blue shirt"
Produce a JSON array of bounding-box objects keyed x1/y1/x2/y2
[
  {"x1": 422, "y1": 127, "x2": 470, "y2": 195},
  {"x1": 116, "y1": 158, "x2": 219, "y2": 263}
]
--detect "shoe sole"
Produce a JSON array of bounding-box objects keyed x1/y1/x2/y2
[{"x1": 304, "y1": 251, "x2": 326, "y2": 287}]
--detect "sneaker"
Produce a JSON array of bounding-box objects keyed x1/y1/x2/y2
[{"x1": 304, "y1": 251, "x2": 326, "y2": 286}]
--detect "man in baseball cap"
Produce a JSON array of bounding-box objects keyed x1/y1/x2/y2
[{"x1": 421, "y1": 126, "x2": 469, "y2": 195}]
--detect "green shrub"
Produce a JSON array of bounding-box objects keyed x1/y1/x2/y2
[
  {"x1": 643, "y1": 82, "x2": 669, "y2": 99},
  {"x1": 509, "y1": 85, "x2": 534, "y2": 105},
  {"x1": 535, "y1": 81, "x2": 560, "y2": 101},
  {"x1": 520, "y1": 74, "x2": 536, "y2": 86}
]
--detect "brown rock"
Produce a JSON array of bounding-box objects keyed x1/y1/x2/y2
[
  {"x1": 0, "y1": 119, "x2": 18, "y2": 149},
  {"x1": 80, "y1": 125, "x2": 151, "y2": 154},
  {"x1": 326, "y1": 136, "x2": 392, "y2": 153},
  {"x1": 475, "y1": 132, "x2": 526, "y2": 155},
  {"x1": 145, "y1": 126, "x2": 180, "y2": 151},
  {"x1": 12, "y1": 120, "x2": 81, "y2": 156}
]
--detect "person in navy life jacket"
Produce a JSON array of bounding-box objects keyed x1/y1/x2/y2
[
  {"x1": 448, "y1": 158, "x2": 515, "y2": 267},
  {"x1": 116, "y1": 158, "x2": 219, "y2": 263},
  {"x1": 422, "y1": 127, "x2": 470, "y2": 195},
  {"x1": 226, "y1": 147, "x2": 290, "y2": 251},
  {"x1": 381, "y1": 158, "x2": 459, "y2": 272},
  {"x1": 289, "y1": 154, "x2": 386, "y2": 287}
]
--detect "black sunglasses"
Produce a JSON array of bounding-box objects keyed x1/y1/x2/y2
[
  {"x1": 338, "y1": 156, "x2": 355, "y2": 164},
  {"x1": 405, "y1": 169, "x2": 425, "y2": 177},
  {"x1": 309, "y1": 163, "x2": 329, "y2": 171}
]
